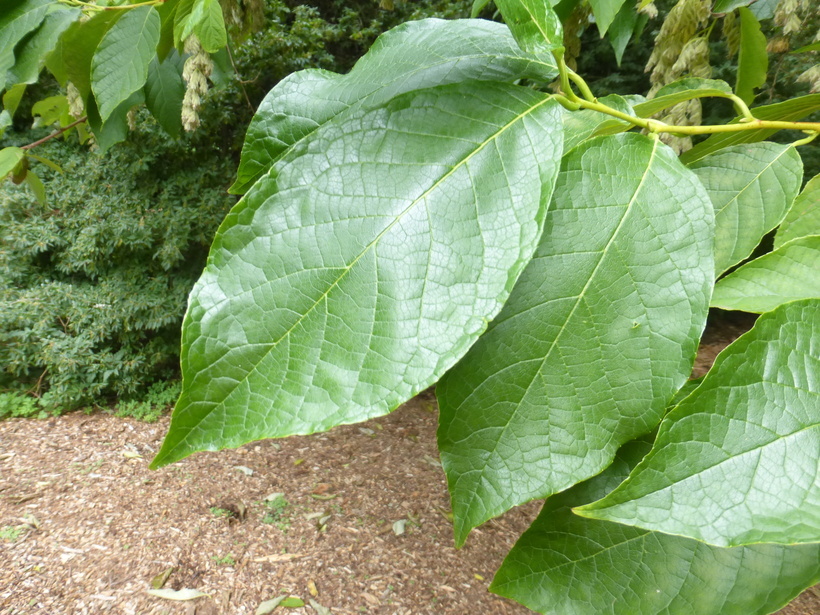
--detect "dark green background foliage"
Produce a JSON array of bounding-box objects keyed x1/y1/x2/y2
[{"x1": 0, "y1": 0, "x2": 470, "y2": 413}]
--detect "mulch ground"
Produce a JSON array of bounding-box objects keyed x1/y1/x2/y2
[{"x1": 1, "y1": 313, "x2": 818, "y2": 615}]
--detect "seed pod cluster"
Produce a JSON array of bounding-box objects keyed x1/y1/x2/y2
[
  {"x1": 66, "y1": 82, "x2": 84, "y2": 120},
  {"x1": 181, "y1": 35, "x2": 213, "y2": 132},
  {"x1": 722, "y1": 11, "x2": 740, "y2": 58}
]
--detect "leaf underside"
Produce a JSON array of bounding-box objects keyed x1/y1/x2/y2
[
  {"x1": 578, "y1": 299, "x2": 820, "y2": 547},
  {"x1": 151, "y1": 82, "x2": 564, "y2": 468},
  {"x1": 436, "y1": 133, "x2": 714, "y2": 546},
  {"x1": 775, "y1": 174, "x2": 820, "y2": 249}
]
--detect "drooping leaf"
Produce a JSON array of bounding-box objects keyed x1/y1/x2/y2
[
  {"x1": 145, "y1": 51, "x2": 185, "y2": 138},
  {"x1": 587, "y1": 0, "x2": 629, "y2": 37},
  {"x1": 492, "y1": 438, "x2": 820, "y2": 615},
  {"x1": 711, "y1": 236, "x2": 820, "y2": 313},
  {"x1": 191, "y1": 0, "x2": 226, "y2": 53},
  {"x1": 86, "y1": 89, "x2": 144, "y2": 152},
  {"x1": 7, "y1": 7, "x2": 80, "y2": 85},
  {"x1": 150, "y1": 82, "x2": 564, "y2": 469},
  {"x1": 0, "y1": 147, "x2": 25, "y2": 178},
  {"x1": 633, "y1": 78, "x2": 734, "y2": 118},
  {"x1": 3, "y1": 83, "x2": 27, "y2": 118},
  {"x1": 735, "y1": 7, "x2": 768, "y2": 105},
  {"x1": 712, "y1": 0, "x2": 754, "y2": 12},
  {"x1": 607, "y1": 1, "x2": 645, "y2": 65},
  {"x1": 680, "y1": 94, "x2": 820, "y2": 164},
  {"x1": 436, "y1": 133, "x2": 714, "y2": 546},
  {"x1": 46, "y1": 10, "x2": 122, "y2": 98},
  {"x1": 0, "y1": 0, "x2": 52, "y2": 90},
  {"x1": 494, "y1": 0, "x2": 564, "y2": 57},
  {"x1": 775, "y1": 174, "x2": 820, "y2": 248},
  {"x1": 31, "y1": 95, "x2": 69, "y2": 128},
  {"x1": 155, "y1": 0, "x2": 180, "y2": 61},
  {"x1": 230, "y1": 18, "x2": 558, "y2": 194},
  {"x1": 577, "y1": 299, "x2": 820, "y2": 546},
  {"x1": 687, "y1": 142, "x2": 802, "y2": 275},
  {"x1": 91, "y1": 6, "x2": 161, "y2": 122},
  {"x1": 173, "y1": 0, "x2": 195, "y2": 49}
]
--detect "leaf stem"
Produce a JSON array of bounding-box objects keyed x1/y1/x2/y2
[
  {"x1": 58, "y1": 0, "x2": 163, "y2": 10},
  {"x1": 21, "y1": 117, "x2": 88, "y2": 151}
]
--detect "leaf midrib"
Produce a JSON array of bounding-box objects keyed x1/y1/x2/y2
[{"x1": 171, "y1": 94, "x2": 556, "y2": 456}]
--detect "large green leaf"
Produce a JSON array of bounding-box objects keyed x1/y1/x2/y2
[
  {"x1": 578, "y1": 299, "x2": 820, "y2": 547},
  {"x1": 230, "y1": 19, "x2": 558, "y2": 195},
  {"x1": 191, "y1": 0, "x2": 226, "y2": 53},
  {"x1": 711, "y1": 236, "x2": 820, "y2": 313},
  {"x1": 680, "y1": 94, "x2": 820, "y2": 164},
  {"x1": 587, "y1": 0, "x2": 629, "y2": 36},
  {"x1": 735, "y1": 7, "x2": 768, "y2": 105},
  {"x1": 633, "y1": 78, "x2": 734, "y2": 118},
  {"x1": 91, "y1": 6, "x2": 161, "y2": 122},
  {"x1": 687, "y1": 142, "x2": 802, "y2": 275},
  {"x1": 150, "y1": 82, "x2": 564, "y2": 469},
  {"x1": 0, "y1": 0, "x2": 52, "y2": 90},
  {"x1": 492, "y1": 439, "x2": 820, "y2": 615},
  {"x1": 775, "y1": 174, "x2": 820, "y2": 248},
  {"x1": 494, "y1": 0, "x2": 563, "y2": 57},
  {"x1": 46, "y1": 10, "x2": 122, "y2": 99},
  {"x1": 7, "y1": 7, "x2": 80, "y2": 85},
  {"x1": 144, "y1": 51, "x2": 185, "y2": 138},
  {"x1": 436, "y1": 133, "x2": 714, "y2": 547}
]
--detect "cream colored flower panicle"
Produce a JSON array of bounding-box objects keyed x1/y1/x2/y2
[
  {"x1": 66, "y1": 82, "x2": 84, "y2": 120},
  {"x1": 181, "y1": 35, "x2": 213, "y2": 132}
]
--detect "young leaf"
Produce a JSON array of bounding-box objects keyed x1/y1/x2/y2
[
  {"x1": 0, "y1": 147, "x2": 25, "y2": 178},
  {"x1": 735, "y1": 7, "x2": 767, "y2": 105},
  {"x1": 711, "y1": 236, "x2": 820, "y2": 313},
  {"x1": 150, "y1": 82, "x2": 564, "y2": 469},
  {"x1": 587, "y1": 0, "x2": 629, "y2": 37},
  {"x1": 775, "y1": 174, "x2": 820, "y2": 248},
  {"x1": 687, "y1": 142, "x2": 802, "y2": 275},
  {"x1": 632, "y1": 78, "x2": 734, "y2": 118},
  {"x1": 680, "y1": 94, "x2": 820, "y2": 164},
  {"x1": 494, "y1": 0, "x2": 564, "y2": 57},
  {"x1": 3, "y1": 83, "x2": 27, "y2": 118},
  {"x1": 491, "y1": 439, "x2": 820, "y2": 615},
  {"x1": 436, "y1": 133, "x2": 714, "y2": 547},
  {"x1": 0, "y1": 0, "x2": 53, "y2": 90},
  {"x1": 577, "y1": 299, "x2": 820, "y2": 547},
  {"x1": 191, "y1": 0, "x2": 226, "y2": 53},
  {"x1": 145, "y1": 51, "x2": 185, "y2": 138},
  {"x1": 7, "y1": 7, "x2": 80, "y2": 85},
  {"x1": 230, "y1": 18, "x2": 558, "y2": 194},
  {"x1": 91, "y1": 6, "x2": 161, "y2": 122}
]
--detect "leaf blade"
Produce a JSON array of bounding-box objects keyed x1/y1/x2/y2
[
  {"x1": 577, "y1": 299, "x2": 820, "y2": 547},
  {"x1": 735, "y1": 7, "x2": 768, "y2": 105},
  {"x1": 151, "y1": 82, "x2": 564, "y2": 468},
  {"x1": 775, "y1": 174, "x2": 820, "y2": 248}
]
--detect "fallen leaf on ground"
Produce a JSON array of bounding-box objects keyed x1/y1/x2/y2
[
  {"x1": 253, "y1": 553, "x2": 304, "y2": 563},
  {"x1": 280, "y1": 596, "x2": 305, "y2": 607},
  {"x1": 308, "y1": 580, "x2": 318, "y2": 597},
  {"x1": 392, "y1": 519, "x2": 406, "y2": 536},
  {"x1": 309, "y1": 598, "x2": 332, "y2": 614},
  {"x1": 145, "y1": 588, "x2": 208, "y2": 600},
  {"x1": 255, "y1": 595, "x2": 286, "y2": 614},
  {"x1": 149, "y1": 566, "x2": 175, "y2": 589},
  {"x1": 234, "y1": 465, "x2": 254, "y2": 476}
]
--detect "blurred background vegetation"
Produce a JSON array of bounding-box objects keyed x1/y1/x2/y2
[{"x1": 1, "y1": 0, "x2": 817, "y2": 417}]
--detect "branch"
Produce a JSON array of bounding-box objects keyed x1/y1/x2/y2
[{"x1": 21, "y1": 117, "x2": 88, "y2": 151}]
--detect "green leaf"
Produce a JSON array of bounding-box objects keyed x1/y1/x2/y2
[
  {"x1": 0, "y1": 0, "x2": 52, "y2": 90},
  {"x1": 3, "y1": 83, "x2": 27, "y2": 117},
  {"x1": 491, "y1": 438, "x2": 820, "y2": 615},
  {"x1": 24, "y1": 170, "x2": 45, "y2": 203},
  {"x1": 471, "y1": 0, "x2": 492, "y2": 17},
  {"x1": 494, "y1": 0, "x2": 564, "y2": 57},
  {"x1": 46, "y1": 10, "x2": 122, "y2": 98},
  {"x1": 561, "y1": 93, "x2": 634, "y2": 152},
  {"x1": 144, "y1": 51, "x2": 185, "y2": 138},
  {"x1": 27, "y1": 153, "x2": 63, "y2": 174},
  {"x1": 633, "y1": 78, "x2": 734, "y2": 118},
  {"x1": 711, "y1": 236, "x2": 820, "y2": 313},
  {"x1": 86, "y1": 88, "x2": 144, "y2": 152},
  {"x1": 735, "y1": 7, "x2": 768, "y2": 105},
  {"x1": 191, "y1": 0, "x2": 226, "y2": 53},
  {"x1": 607, "y1": 1, "x2": 643, "y2": 66},
  {"x1": 150, "y1": 82, "x2": 564, "y2": 469},
  {"x1": 681, "y1": 94, "x2": 820, "y2": 164},
  {"x1": 32, "y1": 95, "x2": 69, "y2": 127},
  {"x1": 748, "y1": 0, "x2": 777, "y2": 20},
  {"x1": 688, "y1": 142, "x2": 802, "y2": 275},
  {"x1": 0, "y1": 147, "x2": 25, "y2": 178},
  {"x1": 577, "y1": 299, "x2": 820, "y2": 546},
  {"x1": 91, "y1": 6, "x2": 161, "y2": 122},
  {"x1": 792, "y1": 41, "x2": 820, "y2": 53},
  {"x1": 775, "y1": 174, "x2": 820, "y2": 248},
  {"x1": 588, "y1": 0, "x2": 629, "y2": 36},
  {"x1": 7, "y1": 7, "x2": 80, "y2": 85},
  {"x1": 230, "y1": 18, "x2": 558, "y2": 195},
  {"x1": 712, "y1": 0, "x2": 754, "y2": 12},
  {"x1": 436, "y1": 133, "x2": 714, "y2": 546}
]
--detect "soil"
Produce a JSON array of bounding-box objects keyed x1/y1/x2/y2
[{"x1": 1, "y1": 313, "x2": 818, "y2": 615}]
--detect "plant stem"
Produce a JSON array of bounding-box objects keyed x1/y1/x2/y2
[
  {"x1": 21, "y1": 117, "x2": 88, "y2": 151},
  {"x1": 58, "y1": 0, "x2": 163, "y2": 10}
]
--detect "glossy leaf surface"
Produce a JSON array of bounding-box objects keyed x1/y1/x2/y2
[
  {"x1": 7, "y1": 7, "x2": 80, "y2": 85},
  {"x1": 436, "y1": 134, "x2": 714, "y2": 546},
  {"x1": 151, "y1": 83, "x2": 563, "y2": 468},
  {"x1": 578, "y1": 299, "x2": 820, "y2": 547},
  {"x1": 0, "y1": 0, "x2": 52, "y2": 90},
  {"x1": 91, "y1": 6, "x2": 161, "y2": 122},
  {"x1": 230, "y1": 18, "x2": 558, "y2": 194},
  {"x1": 494, "y1": 0, "x2": 564, "y2": 54},
  {"x1": 776, "y1": 174, "x2": 820, "y2": 248},
  {"x1": 688, "y1": 142, "x2": 802, "y2": 275},
  {"x1": 712, "y1": 236, "x2": 820, "y2": 313},
  {"x1": 492, "y1": 439, "x2": 820, "y2": 615}
]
